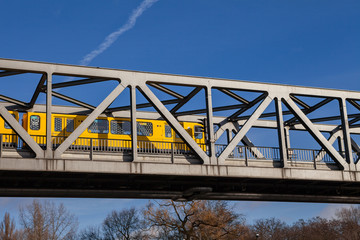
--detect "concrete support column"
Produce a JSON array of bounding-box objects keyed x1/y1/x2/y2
[
  {"x1": 45, "y1": 72, "x2": 52, "y2": 158},
  {"x1": 130, "y1": 85, "x2": 137, "y2": 162},
  {"x1": 275, "y1": 98, "x2": 288, "y2": 167}
]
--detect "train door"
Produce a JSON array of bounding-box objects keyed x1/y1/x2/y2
[
  {"x1": 53, "y1": 117, "x2": 75, "y2": 145},
  {"x1": 53, "y1": 117, "x2": 65, "y2": 146}
]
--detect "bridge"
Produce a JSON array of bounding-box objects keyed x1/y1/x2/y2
[{"x1": 1, "y1": 58, "x2": 360, "y2": 203}]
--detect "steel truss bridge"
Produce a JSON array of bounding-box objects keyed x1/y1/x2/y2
[{"x1": 1, "y1": 58, "x2": 360, "y2": 203}]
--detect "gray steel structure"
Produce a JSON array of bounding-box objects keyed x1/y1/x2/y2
[{"x1": 1, "y1": 58, "x2": 360, "y2": 203}]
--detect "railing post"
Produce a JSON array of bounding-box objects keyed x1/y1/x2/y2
[
  {"x1": 313, "y1": 150, "x2": 317, "y2": 169},
  {"x1": 171, "y1": 142, "x2": 174, "y2": 163},
  {"x1": 244, "y1": 146, "x2": 248, "y2": 166},
  {"x1": 90, "y1": 138, "x2": 93, "y2": 161},
  {"x1": 0, "y1": 134, "x2": 3, "y2": 158}
]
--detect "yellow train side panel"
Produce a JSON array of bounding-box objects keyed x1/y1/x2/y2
[{"x1": 22, "y1": 112, "x2": 206, "y2": 151}]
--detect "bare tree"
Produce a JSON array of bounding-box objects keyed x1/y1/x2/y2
[
  {"x1": 19, "y1": 199, "x2": 78, "y2": 240},
  {"x1": 0, "y1": 212, "x2": 23, "y2": 240},
  {"x1": 333, "y1": 206, "x2": 360, "y2": 240},
  {"x1": 78, "y1": 226, "x2": 103, "y2": 240},
  {"x1": 250, "y1": 217, "x2": 288, "y2": 240},
  {"x1": 102, "y1": 207, "x2": 144, "y2": 240},
  {"x1": 143, "y1": 200, "x2": 250, "y2": 240}
]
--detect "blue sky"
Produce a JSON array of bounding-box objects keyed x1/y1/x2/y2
[{"x1": 1, "y1": 0, "x2": 360, "y2": 230}]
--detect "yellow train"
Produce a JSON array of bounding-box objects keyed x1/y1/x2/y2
[{"x1": 1, "y1": 111, "x2": 205, "y2": 151}]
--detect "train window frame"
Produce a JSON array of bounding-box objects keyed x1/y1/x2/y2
[
  {"x1": 164, "y1": 125, "x2": 172, "y2": 138},
  {"x1": 88, "y1": 119, "x2": 109, "y2": 134},
  {"x1": 4, "y1": 114, "x2": 16, "y2": 129},
  {"x1": 137, "y1": 122, "x2": 153, "y2": 136},
  {"x1": 54, "y1": 118, "x2": 62, "y2": 132},
  {"x1": 66, "y1": 119, "x2": 74, "y2": 133},
  {"x1": 30, "y1": 115, "x2": 41, "y2": 131},
  {"x1": 194, "y1": 125, "x2": 203, "y2": 139},
  {"x1": 110, "y1": 120, "x2": 131, "y2": 135}
]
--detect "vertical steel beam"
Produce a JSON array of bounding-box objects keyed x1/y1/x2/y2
[
  {"x1": 285, "y1": 127, "x2": 291, "y2": 149},
  {"x1": 206, "y1": 86, "x2": 216, "y2": 164},
  {"x1": 54, "y1": 83, "x2": 126, "y2": 158},
  {"x1": 45, "y1": 72, "x2": 52, "y2": 158},
  {"x1": 218, "y1": 96, "x2": 272, "y2": 164},
  {"x1": 275, "y1": 98, "x2": 288, "y2": 167},
  {"x1": 284, "y1": 97, "x2": 348, "y2": 169},
  {"x1": 340, "y1": 98, "x2": 355, "y2": 170},
  {"x1": 138, "y1": 84, "x2": 209, "y2": 164},
  {"x1": 130, "y1": 86, "x2": 137, "y2": 162}
]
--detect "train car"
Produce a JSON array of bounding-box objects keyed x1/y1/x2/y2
[
  {"x1": 0, "y1": 111, "x2": 19, "y2": 147},
  {"x1": 22, "y1": 112, "x2": 206, "y2": 151}
]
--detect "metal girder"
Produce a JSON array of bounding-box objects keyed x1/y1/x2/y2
[
  {"x1": 170, "y1": 87, "x2": 202, "y2": 113},
  {"x1": 28, "y1": 74, "x2": 46, "y2": 108},
  {"x1": 50, "y1": 91, "x2": 96, "y2": 110},
  {"x1": 205, "y1": 86, "x2": 216, "y2": 164},
  {"x1": 214, "y1": 120, "x2": 232, "y2": 141},
  {"x1": 229, "y1": 93, "x2": 268, "y2": 120},
  {"x1": 54, "y1": 83, "x2": 127, "y2": 158},
  {"x1": 0, "y1": 95, "x2": 27, "y2": 107},
  {"x1": 0, "y1": 71, "x2": 23, "y2": 77},
  {"x1": 285, "y1": 97, "x2": 333, "y2": 125},
  {"x1": 235, "y1": 110, "x2": 293, "y2": 121},
  {"x1": 348, "y1": 99, "x2": 360, "y2": 111},
  {"x1": 0, "y1": 105, "x2": 43, "y2": 158},
  {"x1": 308, "y1": 113, "x2": 360, "y2": 124},
  {"x1": 217, "y1": 89, "x2": 249, "y2": 104},
  {"x1": 148, "y1": 83, "x2": 184, "y2": 99},
  {"x1": 108, "y1": 99, "x2": 180, "y2": 112},
  {"x1": 218, "y1": 96, "x2": 273, "y2": 163},
  {"x1": 174, "y1": 103, "x2": 246, "y2": 117},
  {"x1": 130, "y1": 86, "x2": 137, "y2": 161},
  {"x1": 138, "y1": 84, "x2": 209, "y2": 164},
  {"x1": 275, "y1": 98, "x2": 288, "y2": 166},
  {"x1": 283, "y1": 97, "x2": 348, "y2": 169},
  {"x1": 46, "y1": 73, "x2": 52, "y2": 157},
  {"x1": 349, "y1": 117, "x2": 360, "y2": 125},
  {"x1": 340, "y1": 98, "x2": 354, "y2": 169},
  {"x1": 290, "y1": 95, "x2": 310, "y2": 109},
  {"x1": 45, "y1": 77, "x2": 117, "y2": 89}
]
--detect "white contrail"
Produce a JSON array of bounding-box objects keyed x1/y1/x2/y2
[{"x1": 80, "y1": 0, "x2": 159, "y2": 66}]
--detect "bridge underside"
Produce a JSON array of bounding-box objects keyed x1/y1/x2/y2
[
  {"x1": 1, "y1": 170, "x2": 360, "y2": 203},
  {"x1": 1, "y1": 152, "x2": 360, "y2": 203}
]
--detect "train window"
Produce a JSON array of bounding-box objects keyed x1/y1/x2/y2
[
  {"x1": 194, "y1": 125, "x2": 203, "y2": 139},
  {"x1": 4, "y1": 114, "x2": 16, "y2": 129},
  {"x1": 66, "y1": 119, "x2": 74, "y2": 132},
  {"x1": 165, "y1": 125, "x2": 172, "y2": 138},
  {"x1": 30, "y1": 115, "x2": 40, "y2": 130},
  {"x1": 111, "y1": 120, "x2": 131, "y2": 135},
  {"x1": 137, "y1": 122, "x2": 153, "y2": 136},
  {"x1": 54, "y1": 118, "x2": 62, "y2": 132},
  {"x1": 88, "y1": 119, "x2": 109, "y2": 134}
]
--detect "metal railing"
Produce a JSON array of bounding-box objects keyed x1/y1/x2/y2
[
  {"x1": 215, "y1": 144, "x2": 281, "y2": 161},
  {"x1": 0, "y1": 134, "x2": 356, "y2": 166}
]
